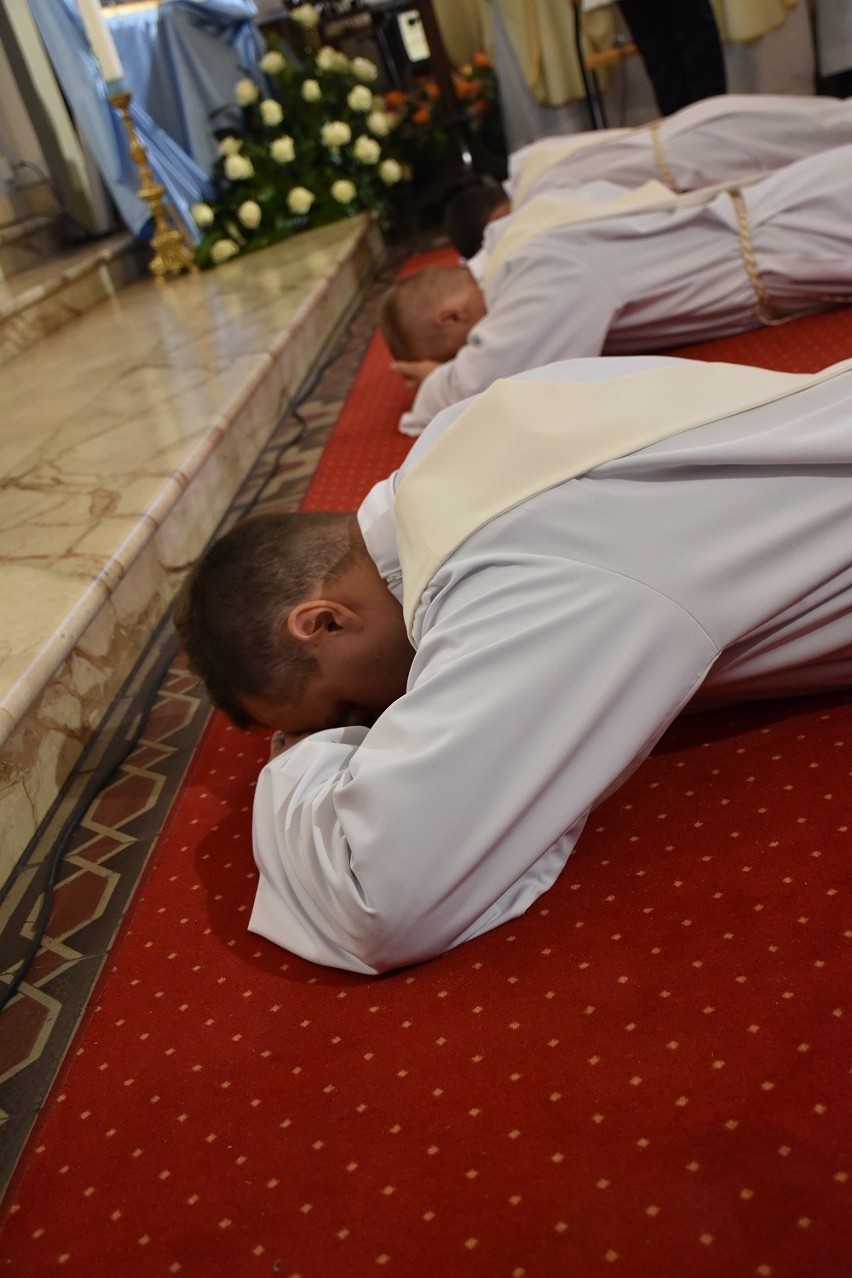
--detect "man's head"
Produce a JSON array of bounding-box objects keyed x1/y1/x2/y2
[
  {"x1": 444, "y1": 181, "x2": 511, "y2": 259},
  {"x1": 380, "y1": 265, "x2": 487, "y2": 363},
  {"x1": 174, "y1": 511, "x2": 413, "y2": 734}
]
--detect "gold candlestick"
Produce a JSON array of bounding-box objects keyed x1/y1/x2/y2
[{"x1": 108, "y1": 89, "x2": 198, "y2": 278}]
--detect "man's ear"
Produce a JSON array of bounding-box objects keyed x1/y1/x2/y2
[
  {"x1": 286, "y1": 599, "x2": 360, "y2": 645},
  {"x1": 435, "y1": 296, "x2": 464, "y2": 330}
]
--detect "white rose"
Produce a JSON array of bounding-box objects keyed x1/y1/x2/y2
[
  {"x1": 290, "y1": 3, "x2": 319, "y2": 28},
  {"x1": 366, "y1": 110, "x2": 391, "y2": 138},
  {"x1": 379, "y1": 158, "x2": 403, "y2": 186},
  {"x1": 234, "y1": 78, "x2": 259, "y2": 107},
  {"x1": 351, "y1": 56, "x2": 378, "y2": 83},
  {"x1": 217, "y1": 135, "x2": 242, "y2": 156},
  {"x1": 347, "y1": 85, "x2": 372, "y2": 113},
  {"x1": 331, "y1": 178, "x2": 357, "y2": 204},
  {"x1": 287, "y1": 186, "x2": 315, "y2": 215},
  {"x1": 353, "y1": 135, "x2": 380, "y2": 165},
  {"x1": 259, "y1": 98, "x2": 284, "y2": 127},
  {"x1": 301, "y1": 78, "x2": 321, "y2": 103},
  {"x1": 210, "y1": 238, "x2": 240, "y2": 264},
  {"x1": 237, "y1": 200, "x2": 262, "y2": 229},
  {"x1": 270, "y1": 135, "x2": 295, "y2": 164},
  {"x1": 321, "y1": 120, "x2": 351, "y2": 148},
  {"x1": 259, "y1": 50, "x2": 286, "y2": 75},
  {"x1": 191, "y1": 202, "x2": 215, "y2": 227},
  {"x1": 224, "y1": 153, "x2": 255, "y2": 181},
  {"x1": 317, "y1": 45, "x2": 348, "y2": 73}
]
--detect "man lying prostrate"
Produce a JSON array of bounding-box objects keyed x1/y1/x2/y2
[
  {"x1": 445, "y1": 93, "x2": 852, "y2": 259},
  {"x1": 386, "y1": 143, "x2": 852, "y2": 437},
  {"x1": 176, "y1": 354, "x2": 852, "y2": 975}
]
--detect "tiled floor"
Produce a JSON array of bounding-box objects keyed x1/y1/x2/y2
[{"x1": 0, "y1": 266, "x2": 400, "y2": 1200}]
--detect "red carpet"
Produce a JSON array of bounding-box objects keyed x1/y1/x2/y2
[
  {"x1": 299, "y1": 245, "x2": 457, "y2": 512},
  {"x1": 670, "y1": 304, "x2": 852, "y2": 371},
  {"x1": 299, "y1": 325, "x2": 412, "y2": 511},
  {"x1": 2, "y1": 277, "x2": 851, "y2": 1276}
]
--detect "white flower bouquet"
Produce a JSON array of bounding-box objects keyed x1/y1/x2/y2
[{"x1": 193, "y1": 8, "x2": 411, "y2": 268}]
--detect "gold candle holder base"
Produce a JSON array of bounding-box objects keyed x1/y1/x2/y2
[{"x1": 108, "y1": 89, "x2": 198, "y2": 278}]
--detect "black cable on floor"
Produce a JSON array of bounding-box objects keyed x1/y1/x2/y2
[{"x1": 0, "y1": 631, "x2": 180, "y2": 1014}]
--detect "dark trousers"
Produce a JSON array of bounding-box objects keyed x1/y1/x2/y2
[{"x1": 618, "y1": 0, "x2": 727, "y2": 116}]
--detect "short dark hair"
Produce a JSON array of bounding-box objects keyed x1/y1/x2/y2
[
  {"x1": 444, "y1": 180, "x2": 509, "y2": 259},
  {"x1": 174, "y1": 511, "x2": 356, "y2": 727}
]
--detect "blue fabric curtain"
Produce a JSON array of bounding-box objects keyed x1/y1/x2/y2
[
  {"x1": 119, "y1": 0, "x2": 261, "y2": 173},
  {"x1": 28, "y1": 0, "x2": 263, "y2": 240}
]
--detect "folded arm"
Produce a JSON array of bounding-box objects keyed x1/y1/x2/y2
[
  {"x1": 250, "y1": 556, "x2": 717, "y2": 973},
  {"x1": 398, "y1": 252, "x2": 619, "y2": 436}
]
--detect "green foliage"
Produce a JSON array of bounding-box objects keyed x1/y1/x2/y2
[
  {"x1": 192, "y1": 13, "x2": 506, "y2": 268},
  {"x1": 193, "y1": 35, "x2": 409, "y2": 268}
]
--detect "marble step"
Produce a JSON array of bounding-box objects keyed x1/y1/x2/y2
[
  {"x1": 0, "y1": 212, "x2": 65, "y2": 282},
  {"x1": 0, "y1": 233, "x2": 147, "y2": 367},
  {"x1": 0, "y1": 177, "x2": 58, "y2": 227},
  {"x1": 0, "y1": 177, "x2": 74, "y2": 281},
  {"x1": 0, "y1": 213, "x2": 385, "y2": 891}
]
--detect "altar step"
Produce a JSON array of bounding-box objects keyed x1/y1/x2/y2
[
  {"x1": 0, "y1": 212, "x2": 64, "y2": 282},
  {"x1": 0, "y1": 213, "x2": 385, "y2": 892},
  {"x1": 0, "y1": 230, "x2": 146, "y2": 368},
  {"x1": 0, "y1": 171, "x2": 148, "y2": 365}
]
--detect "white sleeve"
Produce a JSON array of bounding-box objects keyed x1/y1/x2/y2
[
  {"x1": 398, "y1": 249, "x2": 619, "y2": 437},
  {"x1": 250, "y1": 559, "x2": 718, "y2": 974}
]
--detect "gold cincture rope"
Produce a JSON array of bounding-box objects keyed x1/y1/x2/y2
[
  {"x1": 728, "y1": 186, "x2": 778, "y2": 324},
  {"x1": 648, "y1": 122, "x2": 681, "y2": 193},
  {"x1": 729, "y1": 185, "x2": 849, "y2": 328}
]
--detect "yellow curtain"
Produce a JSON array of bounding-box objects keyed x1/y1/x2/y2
[
  {"x1": 432, "y1": 0, "x2": 613, "y2": 102},
  {"x1": 487, "y1": 0, "x2": 615, "y2": 105},
  {"x1": 433, "y1": 0, "x2": 801, "y2": 103},
  {"x1": 432, "y1": 0, "x2": 488, "y2": 67},
  {"x1": 709, "y1": 0, "x2": 799, "y2": 43}
]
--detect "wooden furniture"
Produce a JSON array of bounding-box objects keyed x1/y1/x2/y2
[
  {"x1": 570, "y1": 0, "x2": 638, "y2": 128},
  {"x1": 319, "y1": 0, "x2": 507, "y2": 230}
]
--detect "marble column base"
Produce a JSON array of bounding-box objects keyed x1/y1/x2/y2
[{"x1": 0, "y1": 214, "x2": 385, "y2": 888}]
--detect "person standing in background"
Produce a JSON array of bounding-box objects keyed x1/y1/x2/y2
[
  {"x1": 814, "y1": 0, "x2": 852, "y2": 97},
  {"x1": 618, "y1": 0, "x2": 727, "y2": 115}
]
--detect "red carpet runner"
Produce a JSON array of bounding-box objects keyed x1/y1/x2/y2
[{"x1": 1, "y1": 281, "x2": 851, "y2": 1276}]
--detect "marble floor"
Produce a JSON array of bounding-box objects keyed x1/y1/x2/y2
[
  {"x1": 0, "y1": 214, "x2": 384, "y2": 892},
  {"x1": 0, "y1": 252, "x2": 402, "y2": 1200}
]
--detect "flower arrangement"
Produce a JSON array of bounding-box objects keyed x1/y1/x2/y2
[
  {"x1": 454, "y1": 50, "x2": 505, "y2": 158},
  {"x1": 192, "y1": 0, "x2": 506, "y2": 268},
  {"x1": 192, "y1": 6, "x2": 410, "y2": 268},
  {"x1": 382, "y1": 51, "x2": 506, "y2": 189}
]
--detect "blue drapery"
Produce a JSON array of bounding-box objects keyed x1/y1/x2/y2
[{"x1": 28, "y1": 0, "x2": 263, "y2": 240}]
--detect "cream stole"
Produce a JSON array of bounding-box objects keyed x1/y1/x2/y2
[
  {"x1": 511, "y1": 128, "x2": 635, "y2": 204},
  {"x1": 482, "y1": 173, "x2": 771, "y2": 287},
  {"x1": 483, "y1": 184, "x2": 685, "y2": 286},
  {"x1": 395, "y1": 358, "x2": 852, "y2": 638}
]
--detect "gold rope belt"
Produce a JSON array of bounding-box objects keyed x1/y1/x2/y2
[
  {"x1": 649, "y1": 128, "x2": 848, "y2": 327},
  {"x1": 649, "y1": 131, "x2": 777, "y2": 320},
  {"x1": 728, "y1": 185, "x2": 850, "y2": 328},
  {"x1": 728, "y1": 186, "x2": 779, "y2": 325},
  {"x1": 648, "y1": 122, "x2": 680, "y2": 193}
]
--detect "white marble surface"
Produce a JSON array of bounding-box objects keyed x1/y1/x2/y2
[
  {"x1": 0, "y1": 213, "x2": 384, "y2": 885},
  {"x1": 0, "y1": 240, "x2": 145, "y2": 369}
]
